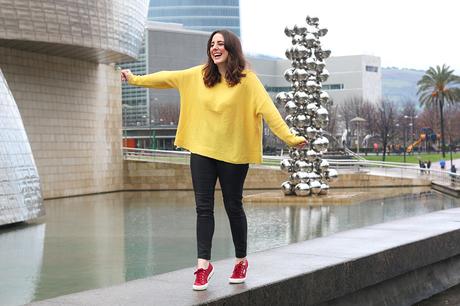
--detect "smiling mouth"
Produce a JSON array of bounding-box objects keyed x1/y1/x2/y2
[{"x1": 213, "y1": 53, "x2": 222, "y2": 59}]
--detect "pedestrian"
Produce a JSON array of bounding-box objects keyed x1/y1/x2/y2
[
  {"x1": 451, "y1": 164, "x2": 457, "y2": 185},
  {"x1": 440, "y1": 159, "x2": 446, "y2": 170},
  {"x1": 121, "y1": 30, "x2": 307, "y2": 291},
  {"x1": 419, "y1": 159, "x2": 425, "y2": 174}
]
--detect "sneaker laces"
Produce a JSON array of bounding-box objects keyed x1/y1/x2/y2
[
  {"x1": 194, "y1": 268, "x2": 207, "y2": 283},
  {"x1": 233, "y1": 261, "x2": 246, "y2": 275}
]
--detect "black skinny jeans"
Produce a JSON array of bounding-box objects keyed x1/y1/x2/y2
[{"x1": 190, "y1": 153, "x2": 249, "y2": 260}]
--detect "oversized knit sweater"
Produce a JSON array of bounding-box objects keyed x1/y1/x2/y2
[{"x1": 127, "y1": 65, "x2": 304, "y2": 164}]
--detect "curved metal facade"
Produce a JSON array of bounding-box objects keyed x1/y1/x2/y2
[
  {"x1": 0, "y1": 69, "x2": 44, "y2": 225},
  {"x1": 148, "y1": 0, "x2": 240, "y2": 36},
  {"x1": 0, "y1": 0, "x2": 149, "y2": 63}
]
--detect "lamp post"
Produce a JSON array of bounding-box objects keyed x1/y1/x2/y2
[
  {"x1": 404, "y1": 115, "x2": 418, "y2": 144},
  {"x1": 350, "y1": 117, "x2": 366, "y2": 155}
]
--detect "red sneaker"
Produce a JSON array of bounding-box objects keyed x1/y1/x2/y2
[
  {"x1": 229, "y1": 259, "x2": 248, "y2": 284},
  {"x1": 193, "y1": 263, "x2": 214, "y2": 290}
]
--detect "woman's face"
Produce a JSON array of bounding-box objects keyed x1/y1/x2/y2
[{"x1": 210, "y1": 33, "x2": 228, "y2": 66}]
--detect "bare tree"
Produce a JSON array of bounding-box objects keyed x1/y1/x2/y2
[{"x1": 375, "y1": 99, "x2": 398, "y2": 161}]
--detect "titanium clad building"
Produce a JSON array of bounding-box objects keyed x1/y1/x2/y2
[
  {"x1": 0, "y1": 0, "x2": 149, "y2": 200},
  {"x1": 148, "y1": 0, "x2": 240, "y2": 36}
]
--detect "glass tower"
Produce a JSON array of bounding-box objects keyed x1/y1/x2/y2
[{"x1": 148, "y1": 0, "x2": 240, "y2": 36}]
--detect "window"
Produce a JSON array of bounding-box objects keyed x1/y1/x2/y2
[
  {"x1": 322, "y1": 84, "x2": 344, "y2": 90},
  {"x1": 365, "y1": 65, "x2": 378, "y2": 72}
]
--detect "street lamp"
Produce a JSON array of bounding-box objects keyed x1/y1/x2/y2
[
  {"x1": 350, "y1": 117, "x2": 366, "y2": 155},
  {"x1": 404, "y1": 115, "x2": 418, "y2": 144}
]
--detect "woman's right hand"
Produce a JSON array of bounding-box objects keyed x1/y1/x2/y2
[{"x1": 120, "y1": 69, "x2": 132, "y2": 82}]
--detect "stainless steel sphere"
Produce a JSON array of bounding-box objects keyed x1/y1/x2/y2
[
  {"x1": 294, "y1": 68, "x2": 308, "y2": 81},
  {"x1": 289, "y1": 127, "x2": 300, "y2": 136},
  {"x1": 294, "y1": 24, "x2": 307, "y2": 35},
  {"x1": 319, "y1": 183, "x2": 329, "y2": 195},
  {"x1": 293, "y1": 114, "x2": 308, "y2": 128},
  {"x1": 326, "y1": 169, "x2": 339, "y2": 181},
  {"x1": 306, "y1": 149, "x2": 318, "y2": 162},
  {"x1": 306, "y1": 103, "x2": 318, "y2": 116},
  {"x1": 306, "y1": 80, "x2": 320, "y2": 93},
  {"x1": 284, "y1": 101, "x2": 298, "y2": 115},
  {"x1": 294, "y1": 160, "x2": 309, "y2": 171},
  {"x1": 289, "y1": 149, "x2": 301, "y2": 159},
  {"x1": 294, "y1": 182, "x2": 310, "y2": 196},
  {"x1": 305, "y1": 57, "x2": 317, "y2": 70},
  {"x1": 291, "y1": 60, "x2": 301, "y2": 68},
  {"x1": 281, "y1": 181, "x2": 295, "y2": 195},
  {"x1": 294, "y1": 91, "x2": 308, "y2": 104},
  {"x1": 319, "y1": 136, "x2": 329, "y2": 151},
  {"x1": 284, "y1": 68, "x2": 295, "y2": 82},
  {"x1": 285, "y1": 115, "x2": 294, "y2": 126},
  {"x1": 316, "y1": 107, "x2": 329, "y2": 122},
  {"x1": 285, "y1": 48, "x2": 293, "y2": 60},
  {"x1": 306, "y1": 126, "x2": 319, "y2": 139},
  {"x1": 312, "y1": 138, "x2": 324, "y2": 152},
  {"x1": 280, "y1": 159, "x2": 293, "y2": 173},
  {"x1": 316, "y1": 60, "x2": 326, "y2": 71},
  {"x1": 320, "y1": 159, "x2": 330, "y2": 171},
  {"x1": 322, "y1": 49, "x2": 332, "y2": 59},
  {"x1": 284, "y1": 26, "x2": 294, "y2": 37},
  {"x1": 318, "y1": 28, "x2": 328, "y2": 37},
  {"x1": 303, "y1": 33, "x2": 317, "y2": 48},
  {"x1": 291, "y1": 81, "x2": 301, "y2": 91},
  {"x1": 306, "y1": 16, "x2": 320, "y2": 26},
  {"x1": 319, "y1": 91, "x2": 330, "y2": 104},
  {"x1": 292, "y1": 34, "x2": 302, "y2": 45},
  {"x1": 275, "y1": 92, "x2": 288, "y2": 105},
  {"x1": 309, "y1": 180, "x2": 322, "y2": 194},
  {"x1": 319, "y1": 68, "x2": 330, "y2": 82}
]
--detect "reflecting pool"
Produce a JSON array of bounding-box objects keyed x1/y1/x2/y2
[{"x1": 0, "y1": 188, "x2": 459, "y2": 305}]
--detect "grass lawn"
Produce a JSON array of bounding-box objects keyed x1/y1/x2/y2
[{"x1": 363, "y1": 152, "x2": 460, "y2": 164}]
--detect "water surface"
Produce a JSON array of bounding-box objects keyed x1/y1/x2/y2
[{"x1": 0, "y1": 189, "x2": 459, "y2": 305}]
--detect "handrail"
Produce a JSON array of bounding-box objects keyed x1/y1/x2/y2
[{"x1": 122, "y1": 147, "x2": 459, "y2": 188}]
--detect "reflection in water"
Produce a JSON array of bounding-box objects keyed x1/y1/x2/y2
[
  {"x1": 0, "y1": 189, "x2": 458, "y2": 305},
  {"x1": 0, "y1": 222, "x2": 45, "y2": 306}
]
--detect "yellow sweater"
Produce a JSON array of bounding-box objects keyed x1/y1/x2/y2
[{"x1": 127, "y1": 65, "x2": 304, "y2": 164}]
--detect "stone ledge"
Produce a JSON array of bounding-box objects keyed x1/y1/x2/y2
[
  {"x1": 29, "y1": 208, "x2": 460, "y2": 306},
  {"x1": 243, "y1": 186, "x2": 431, "y2": 205}
]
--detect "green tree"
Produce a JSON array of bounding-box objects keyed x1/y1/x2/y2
[{"x1": 417, "y1": 64, "x2": 460, "y2": 157}]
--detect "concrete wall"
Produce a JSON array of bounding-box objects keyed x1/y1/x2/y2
[
  {"x1": 0, "y1": 47, "x2": 124, "y2": 199},
  {"x1": 123, "y1": 160, "x2": 430, "y2": 191}
]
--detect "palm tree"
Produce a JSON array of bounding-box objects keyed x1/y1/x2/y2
[{"x1": 417, "y1": 64, "x2": 460, "y2": 157}]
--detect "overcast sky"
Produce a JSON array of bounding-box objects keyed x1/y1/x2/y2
[{"x1": 240, "y1": 0, "x2": 459, "y2": 73}]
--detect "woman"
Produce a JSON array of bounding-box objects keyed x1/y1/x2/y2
[{"x1": 121, "y1": 29, "x2": 306, "y2": 291}]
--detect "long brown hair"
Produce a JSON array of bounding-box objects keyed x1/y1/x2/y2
[{"x1": 203, "y1": 30, "x2": 246, "y2": 87}]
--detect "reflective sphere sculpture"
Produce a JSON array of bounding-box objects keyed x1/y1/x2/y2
[
  {"x1": 319, "y1": 183, "x2": 329, "y2": 195},
  {"x1": 294, "y1": 182, "x2": 310, "y2": 196},
  {"x1": 281, "y1": 181, "x2": 295, "y2": 195},
  {"x1": 294, "y1": 114, "x2": 308, "y2": 128},
  {"x1": 284, "y1": 26, "x2": 294, "y2": 37},
  {"x1": 281, "y1": 16, "x2": 337, "y2": 197},
  {"x1": 285, "y1": 101, "x2": 298, "y2": 115},
  {"x1": 309, "y1": 180, "x2": 322, "y2": 194},
  {"x1": 280, "y1": 159, "x2": 293, "y2": 173},
  {"x1": 327, "y1": 169, "x2": 339, "y2": 181},
  {"x1": 275, "y1": 92, "x2": 288, "y2": 105},
  {"x1": 306, "y1": 127, "x2": 319, "y2": 139},
  {"x1": 320, "y1": 159, "x2": 329, "y2": 171},
  {"x1": 284, "y1": 68, "x2": 295, "y2": 82},
  {"x1": 295, "y1": 160, "x2": 310, "y2": 171}
]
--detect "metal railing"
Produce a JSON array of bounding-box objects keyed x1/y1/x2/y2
[{"x1": 122, "y1": 147, "x2": 459, "y2": 188}]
